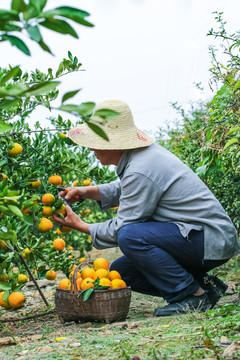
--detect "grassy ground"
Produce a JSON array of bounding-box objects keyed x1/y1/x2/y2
[{"x1": 0, "y1": 248, "x2": 239, "y2": 360}]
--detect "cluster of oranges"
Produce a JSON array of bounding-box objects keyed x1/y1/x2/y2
[{"x1": 58, "y1": 257, "x2": 127, "y2": 291}]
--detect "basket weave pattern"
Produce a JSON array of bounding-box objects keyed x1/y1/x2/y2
[{"x1": 55, "y1": 261, "x2": 132, "y2": 323}]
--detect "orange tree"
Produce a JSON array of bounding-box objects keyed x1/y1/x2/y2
[{"x1": 0, "y1": 1, "x2": 118, "y2": 306}]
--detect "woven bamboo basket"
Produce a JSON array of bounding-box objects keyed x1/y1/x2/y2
[{"x1": 55, "y1": 261, "x2": 131, "y2": 324}]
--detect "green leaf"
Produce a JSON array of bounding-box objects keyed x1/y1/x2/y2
[
  {"x1": 94, "y1": 109, "x2": 120, "y2": 120},
  {"x1": 62, "y1": 89, "x2": 81, "y2": 104},
  {"x1": 22, "y1": 214, "x2": 34, "y2": 225},
  {"x1": 83, "y1": 287, "x2": 94, "y2": 301},
  {"x1": 0, "y1": 229, "x2": 17, "y2": 242},
  {"x1": 0, "y1": 121, "x2": 13, "y2": 134},
  {"x1": 0, "y1": 160, "x2": 7, "y2": 167},
  {"x1": 26, "y1": 25, "x2": 42, "y2": 42},
  {"x1": 87, "y1": 122, "x2": 109, "y2": 141},
  {"x1": 59, "y1": 102, "x2": 95, "y2": 116},
  {"x1": 2, "y1": 291, "x2": 10, "y2": 302},
  {"x1": 226, "y1": 126, "x2": 240, "y2": 135},
  {"x1": 0, "y1": 66, "x2": 20, "y2": 86},
  {"x1": 39, "y1": 18, "x2": 78, "y2": 38},
  {"x1": 24, "y1": 80, "x2": 60, "y2": 96},
  {"x1": 234, "y1": 80, "x2": 240, "y2": 91},
  {"x1": 224, "y1": 138, "x2": 239, "y2": 150},
  {"x1": 1, "y1": 34, "x2": 30, "y2": 56},
  {"x1": 38, "y1": 39, "x2": 52, "y2": 54},
  {"x1": 0, "y1": 10, "x2": 20, "y2": 21},
  {"x1": 41, "y1": 6, "x2": 94, "y2": 27},
  {"x1": 0, "y1": 282, "x2": 11, "y2": 291},
  {"x1": 29, "y1": 0, "x2": 42, "y2": 13},
  {"x1": 7, "y1": 205, "x2": 23, "y2": 219},
  {"x1": 11, "y1": 0, "x2": 27, "y2": 12},
  {"x1": 0, "y1": 83, "x2": 28, "y2": 97},
  {"x1": 196, "y1": 164, "x2": 208, "y2": 177}
]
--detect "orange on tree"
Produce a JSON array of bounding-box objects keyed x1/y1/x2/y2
[
  {"x1": 24, "y1": 247, "x2": 31, "y2": 255},
  {"x1": 59, "y1": 133, "x2": 66, "y2": 138},
  {"x1": 68, "y1": 264, "x2": 77, "y2": 272},
  {"x1": 79, "y1": 257, "x2": 86, "y2": 263},
  {"x1": 99, "y1": 278, "x2": 111, "y2": 287},
  {"x1": 21, "y1": 205, "x2": 30, "y2": 214},
  {"x1": 68, "y1": 246, "x2": 73, "y2": 250},
  {"x1": 17, "y1": 274, "x2": 28, "y2": 284},
  {"x1": 108, "y1": 270, "x2": 122, "y2": 281},
  {"x1": 0, "y1": 173, "x2": 8, "y2": 182},
  {"x1": 37, "y1": 218, "x2": 53, "y2": 233},
  {"x1": 46, "y1": 270, "x2": 57, "y2": 280},
  {"x1": 42, "y1": 193, "x2": 55, "y2": 206},
  {"x1": 80, "y1": 278, "x2": 94, "y2": 290},
  {"x1": 111, "y1": 279, "x2": 127, "y2": 289},
  {"x1": 31, "y1": 179, "x2": 41, "y2": 188},
  {"x1": 55, "y1": 228, "x2": 62, "y2": 235},
  {"x1": 53, "y1": 238, "x2": 65, "y2": 251},
  {"x1": 8, "y1": 143, "x2": 23, "y2": 156},
  {"x1": 81, "y1": 267, "x2": 95, "y2": 279},
  {"x1": 83, "y1": 179, "x2": 91, "y2": 186},
  {"x1": 58, "y1": 279, "x2": 71, "y2": 289},
  {"x1": 59, "y1": 225, "x2": 72, "y2": 233},
  {"x1": 93, "y1": 269, "x2": 109, "y2": 280},
  {"x1": 0, "y1": 240, "x2": 8, "y2": 249},
  {"x1": 49, "y1": 175, "x2": 62, "y2": 185},
  {"x1": 8, "y1": 292, "x2": 25, "y2": 308},
  {"x1": 0, "y1": 292, "x2": 11, "y2": 309},
  {"x1": 42, "y1": 206, "x2": 53, "y2": 217},
  {"x1": 93, "y1": 257, "x2": 109, "y2": 271},
  {"x1": 55, "y1": 204, "x2": 66, "y2": 216}
]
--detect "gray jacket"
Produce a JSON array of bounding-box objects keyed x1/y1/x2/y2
[{"x1": 89, "y1": 143, "x2": 239, "y2": 260}]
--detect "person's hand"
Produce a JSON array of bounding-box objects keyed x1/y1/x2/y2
[
  {"x1": 52, "y1": 205, "x2": 89, "y2": 234},
  {"x1": 58, "y1": 187, "x2": 85, "y2": 206}
]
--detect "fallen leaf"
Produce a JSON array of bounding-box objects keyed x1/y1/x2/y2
[{"x1": 223, "y1": 341, "x2": 240, "y2": 356}]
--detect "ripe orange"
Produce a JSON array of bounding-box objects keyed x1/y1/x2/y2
[
  {"x1": 21, "y1": 205, "x2": 30, "y2": 214},
  {"x1": 68, "y1": 246, "x2": 73, "y2": 250},
  {"x1": 69, "y1": 271, "x2": 81, "y2": 280},
  {"x1": 99, "y1": 278, "x2": 111, "y2": 287},
  {"x1": 93, "y1": 258, "x2": 109, "y2": 271},
  {"x1": 93, "y1": 269, "x2": 109, "y2": 280},
  {"x1": 58, "y1": 279, "x2": 71, "y2": 289},
  {"x1": 8, "y1": 292, "x2": 25, "y2": 308},
  {"x1": 0, "y1": 292, "x2": 11, "y2": 309},
  {"x1": 42, "y1": 206, "x2": 53, "y2": 217},
  {"x1": 108, "y1": 270, "x2": 122, "y2": 281},
  {"x1": 81, "y1": 267, "x2": 95, "y2": 279},
  {"x1": 76, "y1": 277, "x2": 83, "y2": 290},
  {"x1": 42, "y1": 193, "x2": 55, "y2": 206},
  {"x1": 0, "y1": 173, "x2": 8, "y2": 182},
  {"x1": 55, "y1": 204, "x2": 66, "y2": 216},
  {"x1": 56, "y1": 228, "x2": 62, "y2": 235},
  {"x1": 53, "y1": 238, "x2": 65, "y2": 251},
  {"x1": 59, "y1": 225, "x2": 72, "y2": 233},
  {"x1": 24, "y1": 248, "x2": 31, "y2": 255},
  {"x1": 31, "y1": 179, "x2": 41, "y2": 188},
  {"x1": 0, "y1": 240, "x2": 8, "y2": 249},
  {"x1": 83, "y1": 179, "x2": 91, "y2": 186},
  {"x1": 46, "y1": 270, "x2": 57, "y2": 280},
  {"x1": 59, "y1": 133, "x2": 66, "y2": 138},
  {"x1": 17, "y1": 274, "x2": 28, "y2": 284},
  {"x1": 49, "y1": 175, "x2": 62, "y2": 185},
  {"x1": 80, "y1": 278, "x2": 94, "y2": 290},
  {"x1": 73, "y1": 180, "x2": 80, "y2": 186},
  {"x1": 8, "y1": 143, "x2": 22, "y2": 156},
  {"x1": 37, "y1": 218, "x2": 53, "y2": 233},
  {"x1": 111, "y1": 279, "x2": 127, "y2": 289},
  {"x1": 69, "y1": 264, "x2": 77, "y2": 272},
  {"x1": 79, "y1": 257, "x2": 86, "y2": 263}
]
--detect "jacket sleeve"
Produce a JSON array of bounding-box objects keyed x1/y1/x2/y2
[
  {"x1": 96, "y1": 179, "x2": 121, "y2": 210},
  {"x1": 89, "y1": 172, "x2": 159, "y2": 249}
]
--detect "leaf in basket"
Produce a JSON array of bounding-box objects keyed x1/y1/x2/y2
[
  {"x1": 94, "y1": 277, "x2": 100, "y2": 287},
  {"x1": 95, "y1": 285, "x2": 111, "y2": 290},
  {"x1": 83, "y1": 287, "x2": 94, "y2": 301}
]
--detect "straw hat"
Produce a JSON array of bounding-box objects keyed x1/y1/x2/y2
[{"x1": 68, "y1": 100, "x2": 154, "y2": 150}]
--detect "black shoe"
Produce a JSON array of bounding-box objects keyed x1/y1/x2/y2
[
  {"x1": 153, "y1": 292, "x2": 211, "y2": 316},
  {"x1": 205, "y1": 275, "x2": 228, "y2": 308}
]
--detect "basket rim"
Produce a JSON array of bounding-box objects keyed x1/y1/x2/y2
[{"x1": 56, "y1": 286, "x2": 131, "y2": 294}]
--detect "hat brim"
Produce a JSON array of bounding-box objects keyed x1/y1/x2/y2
[{"x1": 68, "y1": 122, "x2": 154, "y2": 150}]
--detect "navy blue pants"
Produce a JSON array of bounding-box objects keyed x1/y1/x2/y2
[{"x1": 110, "y1": 222, "x2": 227, "y2": 303}]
